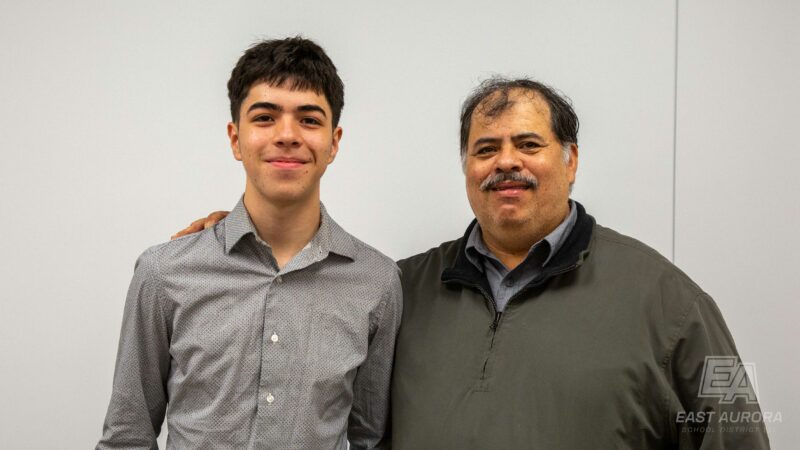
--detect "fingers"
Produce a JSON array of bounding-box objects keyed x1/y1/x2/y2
[
  {"x1": 204, "y1": 211, "x2": 229, "y2": 229},
  {"x1": 170, "y1": 211, "x2": 230, "y2": 240},
  {"x1": 171, "y1": 217, "x2": 206, "y2": 240}
]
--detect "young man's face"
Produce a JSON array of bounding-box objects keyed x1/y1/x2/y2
[{"x1": 228, "y1": 81, "x2": 342, "y2": 207}]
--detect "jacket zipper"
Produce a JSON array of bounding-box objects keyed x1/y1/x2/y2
[
  {"x1": 461, "y1": 283, "x2": 500, "y2": 381},
  {"x1": 449, "y1": 262, "x2": 581, "y2": 381},
  {"x1": 470, "y1": 283, "x2": 500, "y2": 328}
]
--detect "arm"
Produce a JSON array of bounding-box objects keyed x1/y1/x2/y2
[
  {"x1": 348, "y1": 268, "x2": 403, "y2": 450},
  {"x1": 670, "y1": 293, "x2": 770, "y2": 449},
  {"x1": 97, "y1": 249, "x2": 171, "y2": 450}
]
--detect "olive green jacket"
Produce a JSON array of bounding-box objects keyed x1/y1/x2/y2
[{"x1": 392, "y1": 202, "x2": 769, "y2": 449}]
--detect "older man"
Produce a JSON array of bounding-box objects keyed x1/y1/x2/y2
[
  {"x1": 390, "y1": 78, "x2": 769, "y2": 449},
  {"x1": 177, "y1": 78, "x2": 769, "y2": 449}
]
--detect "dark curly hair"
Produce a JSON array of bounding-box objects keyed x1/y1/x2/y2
[{"x1": 227, "y1": 36, "x2": 344, "y2": 126}]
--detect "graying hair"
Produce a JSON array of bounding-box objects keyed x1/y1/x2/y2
[{"x1": 459, "y1": 77, "x2": 579, "y2": 162}]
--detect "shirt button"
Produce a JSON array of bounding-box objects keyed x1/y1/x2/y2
[
  {"x1": 270, "y1": 333, "x2": 279, "y2": 343},
  {"x1": 275, "y1": 276, "x2": 283, "y2": 284},
  {"x1": 503, "y1": 278, "x2": 514, "y2": 287},
  {"x1": 266, "y1": 393, "x2": 275, "y2": 404}
]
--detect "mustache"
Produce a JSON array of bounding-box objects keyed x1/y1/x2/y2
[{"x1": 479, "y1": 172, "x2": 539, "y2": 192}]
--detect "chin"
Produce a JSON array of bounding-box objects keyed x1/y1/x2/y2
[{"x1": 491, "y1": 213, "x2": 529, "y2": 228}]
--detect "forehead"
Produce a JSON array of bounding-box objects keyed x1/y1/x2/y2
[
  {"x1": 242, "y1": 81, "x2": 331, "y2": 111},
  {"x1": 470, "y1": 89, "x2": 553, "y2": 138}
]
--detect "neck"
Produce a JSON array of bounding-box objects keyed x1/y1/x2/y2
[
  {"x1": 479, "y1": 202, "x2": 570, "y2": 270},
  {"x1": 243, "y1": 188, "x2": 321, "y2": 269},
  {"x1": 480, "y1": 227, "x2": 537, "y2": 270}
]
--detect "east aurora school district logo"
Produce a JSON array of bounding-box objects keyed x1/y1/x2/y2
[{"x1": 698, "y1": 356, "x2": 759, "y2": 404}]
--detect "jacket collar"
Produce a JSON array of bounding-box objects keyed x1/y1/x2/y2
[{"x1": 441, "y1": 201, "x2": 595, "y2": 294}]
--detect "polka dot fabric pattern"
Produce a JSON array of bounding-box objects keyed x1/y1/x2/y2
[{"x1": 97, "y1": 199, "x2": 401, "y2": 450}]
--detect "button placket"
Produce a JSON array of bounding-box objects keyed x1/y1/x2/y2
[{"x1": 258, "y1": 271, "x2": 281, "y2": 413}]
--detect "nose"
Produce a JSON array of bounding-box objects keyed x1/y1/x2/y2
[
  {"x1": 274, "y1": 118, "x2": 301, "y2": 149},
  {"x1": 495, "y1": 142, "x2": 521, "y2": 172}
]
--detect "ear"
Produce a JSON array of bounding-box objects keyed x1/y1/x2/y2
[
  {"x1": 566, "y1": 143, "x2": 578, "y2": 185},
  {"x1": 327, "y1": 126, "x2": 343, "y2": 164},
  {"x1": 228, "y1": 122, "x2": 242, "y2": 161}
]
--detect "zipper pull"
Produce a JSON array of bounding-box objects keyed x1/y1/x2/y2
[{"x1": 490, "y1": 312, "x2": 501, "y2": 330}]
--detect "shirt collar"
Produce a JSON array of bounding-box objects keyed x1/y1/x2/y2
[
  {"x1": 541, "y1": 199, "x2": 578, "y2": 266},
  {"x1": 465, "y1": 199, "x2": 578, "y2": 270},
  {"x1": 224, "y1": 197, "x2": 356, "y2": 260}
]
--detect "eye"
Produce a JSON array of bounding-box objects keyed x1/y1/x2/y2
[
  {"x1": 475, "y1": 146, "x2": 496, "y2": 155},
  {"x1": 253, "y1": 114, "x2": 274, "y2": 123},
  {"x1": 519, "y1": 141, "x2": 542, "y2": 151},
  {"x1": 301, "y1": 117, "x2": 323, "y2": 126}
]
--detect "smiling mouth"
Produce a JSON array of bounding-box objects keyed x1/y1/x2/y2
[
  {"x1": 267, "y1": 158, "x2": 308, "y2": 169},
  {"x1": 491, "y1": 183, "x2": 532, "y2": 191}
]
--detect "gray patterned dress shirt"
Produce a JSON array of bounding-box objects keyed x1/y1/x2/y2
[
  {"x1": 98, "y1": 199, "x2": 402, "y2": 450},
  {"x1": 465, "y1": 200, "x2": 577, "y2": 312}
]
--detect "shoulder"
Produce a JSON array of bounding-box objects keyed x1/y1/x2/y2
[
  {"x1": 397, "y1": 238, "x2": 462, "y2": 280},
  {"x1": 135, "y1": 223, "x2": 226, "y2": 272},
  {"x1": 588, "y1": 223, "x2": 707, "y2": 316},
  {"x1": 325, "y1": 212, "x2": 398, "y2": 279},
  {"x1": 593, "y1": 224, "x2": 700, "y2": 287},
  {"x1": 348, "y1": 234, "x2": 400, "y2": 275},
  {"x1": 339, "y1": 234, "x2": 401, "y2": 300},
  {"x1": 592, "y1": 225, "x2": 672, "y2": 263}
]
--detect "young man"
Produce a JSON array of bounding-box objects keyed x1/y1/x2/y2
[{"x1": 98, "y1": 37, "x2": 401, "y2": 450}]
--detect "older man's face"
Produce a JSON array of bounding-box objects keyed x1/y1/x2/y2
[{"x1": 464, "y1": 89, "x2": 578, "y2": 237}]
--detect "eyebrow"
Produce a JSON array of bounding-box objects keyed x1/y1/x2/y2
[
  {"x1": 511, "y1": 132, "x2": 545, "y2": 142},
  {"x1": 247, "y1": 101, "x2": 281, "y2": 113},
  {"x1": 247, "y1": 102, "x2": 327, "y2": 118},
  {"x1": 297, "y1": 104, "x2": 327, "y2": 117},
  {"x1": 472, "y1": 132, "x2": 546, "y2": 147}
]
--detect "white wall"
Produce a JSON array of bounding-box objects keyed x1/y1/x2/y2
[
  {"x1": 675, "y1": 0, "x2": 800, "y2": 446},
  {"x1": 0, "y1": 1, "x2": 794, "y2": 448}
]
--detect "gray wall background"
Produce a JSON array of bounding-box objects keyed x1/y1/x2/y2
[{"x1": 0, "y1": 0, "x2": 796, "y2": 448}]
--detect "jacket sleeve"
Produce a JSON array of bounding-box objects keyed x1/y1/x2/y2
[
  {"x1": 347, "y1": 266, "x2": 403, "y2": 450},
  {"x1": 670, "y1": 293, "x2": 770, "y2": 449},
  {"x1": 97, "y1": 249, "x2": 171, "y2": 450}
]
